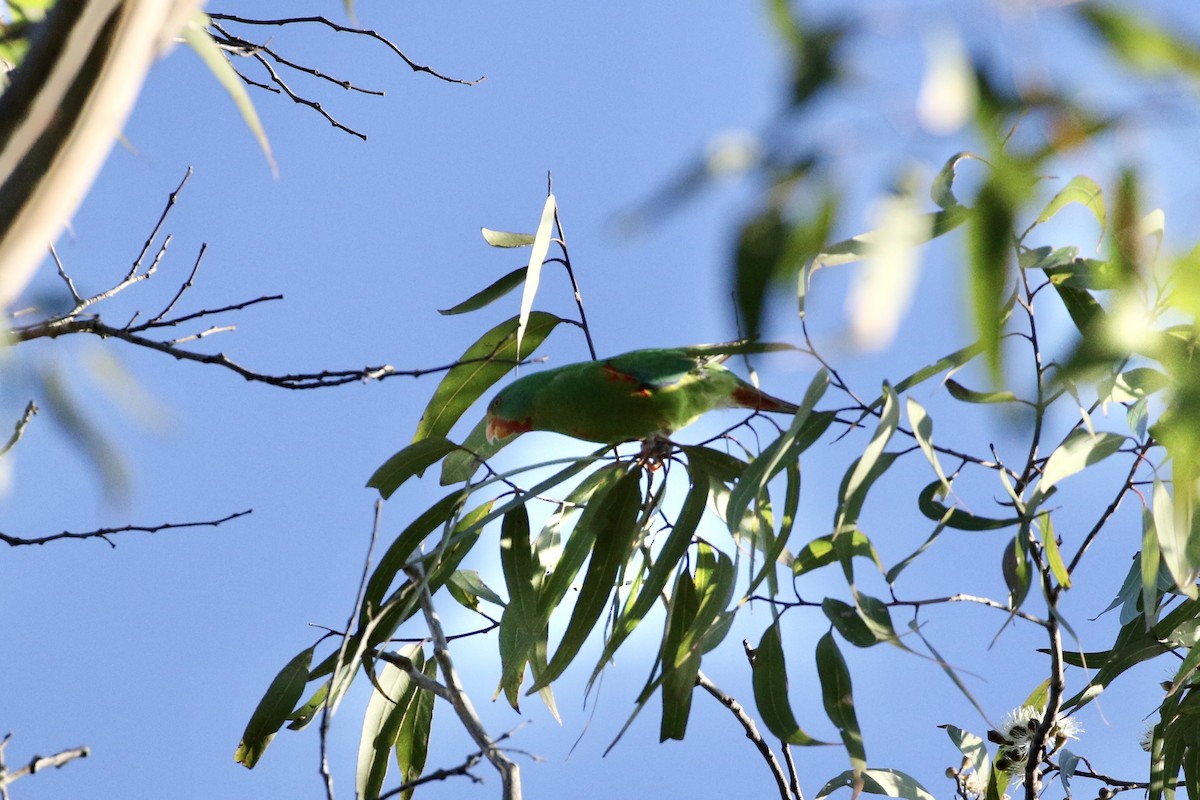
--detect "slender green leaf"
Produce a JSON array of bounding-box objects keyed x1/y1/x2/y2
[
  {"x1": 1144, "y1": 506, "x2": 1163, "y2": 627},
  {"x1": 660, "y1": 568, "x2": 701, "y2": 741},
  {"x1": 412, "y1": 311, "x2": 561, "y2": 442},
  {"x1": 930, "y1": 151, "x2": 981, "y2": 211},
  {"x1": 356, "y1": 646, "x2": 421, "y2": 800},
  {"x1": 498, "y1": 506, "x2": 541, "y2": 710},
  {"x1": 1039, "y1": 512, "x2": 1071, "y2": 589},
  {"x1": 968, "y1": 178, "x2": 1015, "y2": 378},
  {"x1": 533, "y1": 466, "x2": 644, "y2": 690},
  {"x1": 446, "y1": 569, "x2": 506, "y2": 610},
  {"x1": 481, "y1": 228, "x2": 536, "y2": 247},
  {"x1": 367, "y1": 437, "x2": 457, "y2": 499},
  {"x1": 592, "y1": 469, "x2": 709, "y2": 683},
  {"x1": 1037, "y1": 430, "x2": 1127, "y2": 496},
  {"x1": 944, "y1": 379, "x2": 1020, "y2": 404},
  {"x1": 817, "y1": 631, "x2": 866, "y2": 773},
  {"x1": 361, "y1": 492, "x2": 466, "y2": 624},
  {"x1": 394, "y1": 655, "x2": 437, "y2": 800},
  {"x1": 439, "y1": 417, "x2": 502, "y2": 485},
  {"x1": 235, "y1": 645, "x2": 314, "y2": 768},
  {"x1": 816, "y1": 768, "x2": 936, "y2": 800},
  {"x1": 726, "y1": 371, "x2": 831, "y2": 529},
  {"x1": 841, "y1": 382, "x2": 898, "y2": 516},
  {"x1": 439, "y1": 267, "x2": 527, "y2": 315},
  {"x1": 906, "y1": 397, "x2": 951, "y2": 493},
  {"x1": 516, "y1": 194, "x2": 558, "y2": 357},
  {"x1": 752, "y1": 623, "x2": 830, "y2": 745},
  {"x1": 795, "y1": 531, "x2": 879, "y2": 576},
  {"x1": 917, "y1": 480, "x2": 1017, "y2": 531},
  {"x1": 1033, "y1": 175, "x2": 1105, "y2": 245}
]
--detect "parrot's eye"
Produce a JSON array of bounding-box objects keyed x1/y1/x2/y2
[{"x1": 489, "y1": 396, "x2": 500, "y2": 409}]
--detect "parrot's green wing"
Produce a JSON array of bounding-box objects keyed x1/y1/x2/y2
[{"x1": 602, "y1": 348, "x2": 719, "y2": 390}]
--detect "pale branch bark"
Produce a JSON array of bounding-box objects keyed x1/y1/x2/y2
[
  {"x1": 406, "y1": 565, "x2": 522, "y2": 800},
  {"x1": 697, "y1": 670, "x2": 795, "y2": 800},
  {"x1": 0, "y1": 0, "x2": 197, "y2": 309},
  {"x1": 206, "y1": 13, "x2": 484, "y2": 86},
  {"x1": 0, "y1": 509, "x2": 251, "y2": 548},
  {"x1": 0, "y1": 733, "x2": 90, "y2": 797},
  {"x1": 0, "y1": 401, "x2": 37, "y2": 457}
]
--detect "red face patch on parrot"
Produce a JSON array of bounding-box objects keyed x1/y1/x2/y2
[{"x1": 486, "y1": 414, "x2": 533, "y2": 443}]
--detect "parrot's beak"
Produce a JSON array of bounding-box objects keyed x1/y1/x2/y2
[{"x1": 486, "y1": 413, "x2": 532, "y2": 443}]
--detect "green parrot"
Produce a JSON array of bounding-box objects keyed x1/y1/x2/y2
[{"x1": 485, "y1": 346, "x2": 798, "y2": 445}]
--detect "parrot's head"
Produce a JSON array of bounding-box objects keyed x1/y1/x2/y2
[{"x1": 485, "y1": 372, "x2": 546, "y2": 443}]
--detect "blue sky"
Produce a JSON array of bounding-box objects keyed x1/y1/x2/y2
[{"x1": 3, "y1": 1, "x2": 1198, "y2": 798}]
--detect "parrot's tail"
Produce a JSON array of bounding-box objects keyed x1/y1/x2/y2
[{"x1": 731, "y1": 385, "x2": 799, "y2": 414}]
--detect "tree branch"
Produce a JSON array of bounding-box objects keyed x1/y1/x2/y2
[
  {"x1": 0, "y1": 509, "x2": 251, "y2": 548},
  {"x1": 405, "y1": 565, "x2": 522, "y2": 800},
  {"x1": 697, "y1": 670, "x2": 795, "y2": 800},
  {"x1": 0, "y1": 733, "x2": 90, "y2": 795}
]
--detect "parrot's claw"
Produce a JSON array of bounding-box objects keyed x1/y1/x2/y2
[{"x1": 636, "y1": 434, "x2": 675, "y2": 471}]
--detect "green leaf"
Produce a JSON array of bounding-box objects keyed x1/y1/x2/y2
[
  {"x1": 446, "y1": 569, "x2": 506, "y2": 610},
  {"x1": 439, "y1": 267, "x2": 527, "y2": 315},
  {"x1": 1036, "y1": 430, "x2": 1127, "y2": 497},
  {"x1": 794, "y1": 530, "x2": 878, "y2": 576},
  {"x1": 1053, "y1": 282, "x2": 1105, "y2": 334},
  {"x1": 752, "y1": 623, "x2": 830, "y2": 745},
  {"x1": 235, "y1": 645, "x2": 314, "y2": 768},
  {"x1": 439, "y1": 417, "x2": 505, "y2": 486},
  {"x1": 940, "y1": 725, "x2": 990, "y2": 778},
  {"x1": 968, "y1": 178, "x2": 1015, "y2": 378},
  {"x1": 412, "y1": 311, "x2": 561, "y2": 442},
  {"x1": 816, "y1": 768, "x2": 936, "y2": 800},
  {"x1": 660, "y1": 568, "x2": 701, "y2": 741},
  {"x1": 822, "y1": 598, "x2": 875, "y2": 648},
  {"x1": 497, "y1": 506, "x2": 541, "y2": 710},
  {"x1": 917, "y1": 480, "x2": 1017, "y2": 531},
  {"x1": 841, "y1": 382, "x2": 898, "y2": 518},
  {"x1": 532, "y1": 466, "x2": 644, "y2": 690},
  {"x1": 906, "y1": 397, "x2": 950, "y2": 492},
  {"x1": 356, "y1": 646, "x2": 421, "y2": 800},
  {"x1": 361, "y1": 491, "x2": 466, "y2": 625},
  {"x1": 944, "y1": 379, "x2": 1020, "y2": 404},
  {"x1": 1154, "y1": 477, "x2": 1199, "y2": 599},
  {"x1": 1144, "y1": 506, "x2": 1163, "y2": 627},
  {"x1": 517, "y1": 193, "x2": 558, "y2": 358},
  {"x1": 481, "y1": 228, "x2": 537, "y2": 247},
  {"x1": 930, "y1": 151, "x2": 981, "y2": 211},
  {"x1": 367, "y1": 437, "x2": 457, "y2": 499},
  {"x1": 817, "y1": 631, "x2": 866, "y2": 773},
  {"x1": 184, "y1": 14, "x2": 276, "y2": 176},
  {"x1": 591, "y1": 469, "x2": 709, "y2": 684},
  {"x1": 394, "y1": 655, "x2": 437, "y2": 800},
  {"x1": 1039, "y1": 512, "x2": 1071, "y2": 589},
  {"x1": 1033, "y1": 175, "x2": 1106, "y2": 245},
  {"x1": 726, "y1": 370, "x2": 831, "y2": 530},
  {"x1": 1081, "y1": 6, "x2": 1200, "y2": 82}
]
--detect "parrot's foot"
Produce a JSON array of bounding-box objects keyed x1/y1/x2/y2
[{"x1": 637, "y1": 434, "x2": 675, "y2": 471}]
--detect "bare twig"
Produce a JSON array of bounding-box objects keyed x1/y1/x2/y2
[
  {"x1": 405, "y1": 564, "x2": 522, "y2": 800},
  {"x1": 697, "y1": 670, "x2": 795, "y2": 800},
  {"x1": 0, "y1": 509, "x2": 251, "y2": 548},
  {"x1": 11, "y1": 314, "x2": 539, "y2": 389},
  {"x1": 377, "y1": 753, "x2": 484, "y2": 799},
  {"x1": 0, "y1": 401, "x2": 37, "y2": 457},
  {"x1": 319, "y1": 500, "x2": 386, "y2": 800},
  {"x1": 206, "y1": 13, "x2": 485, "y2": 86},
  {"x1": 0, "y1": 733, "x2": 90, "y2": 796}
]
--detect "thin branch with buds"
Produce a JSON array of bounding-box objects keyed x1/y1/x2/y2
[{"x1": 0, "y1": 509, "x2": 252, "y2": 548}]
